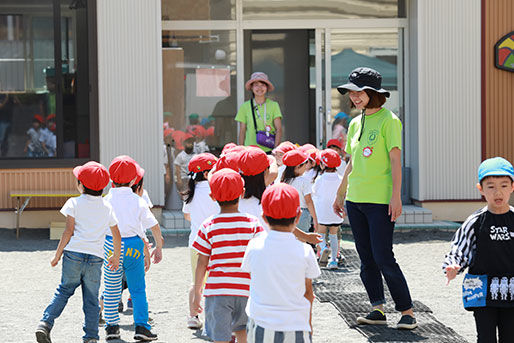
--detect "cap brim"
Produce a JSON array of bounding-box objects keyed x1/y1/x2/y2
[
  {"x1": 245, "y1": 79, "x2": 275, "y2": 92},
  {"x1": 72, "y1": 166, "x2": 81, "y2": 180},
  {"x1": 479, "y1": 171, "x2": 514, "y2": 182},
  {"x1": 337, "y1": 83, "x2": 390, "y2": 98}
]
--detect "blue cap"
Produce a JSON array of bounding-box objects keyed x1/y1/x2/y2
[{"x1": 478, "y1": 157, "x2": 514, "y2": 182}]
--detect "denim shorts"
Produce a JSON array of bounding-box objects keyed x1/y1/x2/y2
[{"x1": 204, "y1": 296, "x2": 248, "y2": 341}]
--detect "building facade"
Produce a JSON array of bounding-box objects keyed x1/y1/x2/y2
[{"x1": 0, "y1": 0, "x2": 512, "y2": 228}]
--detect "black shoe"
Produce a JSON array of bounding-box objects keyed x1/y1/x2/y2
[
  {"x1": 356, "y1": 309, "x2": 387, "y2": 325},
  {"x1": 35, "y1": 322, "x2": 52, "y2": 343},
  {"x1": 134, "y1": 326, "x2": 158, "y2": 341},
  {"x1": 396, "y1": 315, "x2": 418, "y2": 330},
  {"x1": 105, "y1": 325, "x2": 120, "y2": 340},
  {"x1": 118, "y1": 300, "x2": 124, "y2": 312}
]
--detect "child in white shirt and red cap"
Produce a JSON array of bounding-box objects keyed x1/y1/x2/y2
[{"x1": 242, "y1": 183, "x2": 321, "y2": 343}]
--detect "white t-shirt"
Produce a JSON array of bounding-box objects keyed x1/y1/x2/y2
[
  {"x1": 241, "y1": 230, "x2": 321, "y2": 332},
  {"x1": 194, "y1": 140, "x2": 209, "y2": 154},
  {"x1": 174, "y1": 151, "x2": 195, "y2": 179},
  {"x1": 182, "y1": 181, "x2": 220, "y2": 247},
  {"x1": 142, "y1": 189, "x2": 153, "y2": 208},
  {"x1": 61, "y1": 194, "x2": 118, "y2": 258},
  {"x1": 336, "y1": 159, "x2": 347, "y2": 177},
  {"x1": 105, "y1": 187, "x2": 158, "y2": 240},
  {"x1": 288, "y1": 176, "x2": 312, "y2": 208},
  {"x1": 238, "y1": 196, "x2": 269, "y2": 231},
  {"x1": 302, "y1": 168, "x2": 317, "y2": 184},
  {"x1": 312, "y1": 172, "x2": 344, "y2": 225},
  {"x1": 276, "y1": 165, "x2": 286, "y2": 184}
]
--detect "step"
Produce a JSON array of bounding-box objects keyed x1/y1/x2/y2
[
  {"x1": 162, "y1": 210, "x2": 189, "y2": 230},
  {"x1": 341, "y1": 220, "x2": 460, "y2": 232},
  {"x1": 396, "y1": 205, "x2": 432, "y2": 224}
]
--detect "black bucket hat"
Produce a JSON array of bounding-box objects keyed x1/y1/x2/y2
[{"x1": 337, "y1": 67, "x2": 390, "y2": 98}]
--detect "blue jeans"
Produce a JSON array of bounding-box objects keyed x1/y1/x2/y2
[
  {"x1": 40, "y1": 250, "x2": 103, "y2": 340},
  {"x1": 346, "y1": 201, "x2": 413, "y2": 312}
]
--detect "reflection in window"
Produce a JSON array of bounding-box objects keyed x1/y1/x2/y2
[
  {"x1": 162, "y1": 0, "x2": 236, "y2": 20},
  {"x1": 0, "y1": 0, "x2": 90, "y2": 159},
  {"x1": 243, "y1": 0, "x2": 405, "y2": 20}
]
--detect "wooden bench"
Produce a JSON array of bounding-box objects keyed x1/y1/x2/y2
[{"x1": 10, "y1": 190, "x2": 80, "y2": 239}]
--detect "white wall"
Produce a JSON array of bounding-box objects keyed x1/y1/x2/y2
[
  {"x1": 96, "y1": 0, "x2": 164, "y2": 205},
  {"x1": 409, "y1": 0, "x2": 481, "y2": 201}
]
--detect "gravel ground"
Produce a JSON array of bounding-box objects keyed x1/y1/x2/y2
[{"x1": 0, "y1": 228, "x2": 475, "y2": 343}]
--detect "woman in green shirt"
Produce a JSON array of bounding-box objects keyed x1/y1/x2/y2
[
  {"x1": 332, "y1": 67, "x2": 417, "y2": 330},
  {"x1": 235, "y1": 72, "x2": 283, "y2": 152}
]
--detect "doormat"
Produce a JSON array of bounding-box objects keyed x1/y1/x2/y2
[{"x1": 313, "y1": 249, "x2": 467, "y2": 342}]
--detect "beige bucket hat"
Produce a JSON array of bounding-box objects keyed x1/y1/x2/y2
[{"x1": 245, "y1": 72, "x2": 275, "y2": 92}]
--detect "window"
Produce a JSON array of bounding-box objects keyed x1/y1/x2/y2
[{"x1": 0, "y1": 0, "x2": 94, "y2": 162}]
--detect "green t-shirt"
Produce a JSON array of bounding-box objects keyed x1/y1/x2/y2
[
  {"x1": 344, "y1": 107, "x2": 402, "y2": 204},
  {"x1": 234, "y1": 98, "x2": 282, "y2": 152}
]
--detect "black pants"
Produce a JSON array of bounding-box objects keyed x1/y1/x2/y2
[{"x1": 474, "y1": 307, "x2": 514, "y2": 343}]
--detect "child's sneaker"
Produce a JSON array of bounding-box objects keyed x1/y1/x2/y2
[
  {"x1": 319, "y1": 248, "x2": 330, "y2": 264},
  {"x1": 327, "y1": 260, "x2": 338, "y2": 269},
  {"x1": 118, "y1": 300, "x2": 124, "y2": 312},
  {"x1": 396, "y1": 315, "x2": 418, "y2": 330},
  {"x1": 105, "y1": 325, "x2": 120, "y2": 340},
  {"x1": 35, "y1": 322, "x2": 52, "y2": 343},
  {"x1": 356, "y1": 309, "x2": 387, "y2": 325},
  {"x1": 187, "y1": 315, "x2": 203, "y2": 330},
  {"x1": 134, "y1": 326, "x2": 158, "y2": 341},
  {"x1": 98, "y1": 312, "x2": 105, "y2": 326}
]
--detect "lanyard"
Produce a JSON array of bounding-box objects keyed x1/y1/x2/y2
[{"x1": 254, "y1": 101, "x2": 267, "y2": 127}]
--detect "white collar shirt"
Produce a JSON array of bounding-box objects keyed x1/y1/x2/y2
[{"x1": 241, "y1": 230, "x2": 321, "y2": 332}]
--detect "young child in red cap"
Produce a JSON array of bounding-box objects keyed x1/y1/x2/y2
[
  {"x1": 272, "y1": 141, "x2": 296, "y2": 182},
  {"x1": 281, "y1": 150, "x2": 319, "y2": 233},
  {"x1": 36, "y1": 161, "x2": 121, "y2": 343},
  {"x1": 182, "y1": 153, "x2": 219, "y2": 330},
  {"x1": 313, "y1": 149, "x2": 344, "y2": 269},
  {"x1": 327, "y1": 138, "x2": 347, "y2": 177},
  {"x1": 192, "y1": 168, "x2": 264, "y2": 343},
  {"x1": 242, "y1": 183, "x2": 321, "y2": 343},
  {"x1": 102, "y1": 155, "x2": 161, "y2": 341}
]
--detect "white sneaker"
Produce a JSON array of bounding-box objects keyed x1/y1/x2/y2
[{"x1": 187, "y1": 315, "x2": 203, "y2": 330}]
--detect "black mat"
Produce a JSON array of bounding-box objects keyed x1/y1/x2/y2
[{"x1": 313, "y1": 248, "x2": 467, "y2": 342}]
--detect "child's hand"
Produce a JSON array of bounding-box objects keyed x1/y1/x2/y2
[
  {"x1": 50, "y1": 256, "x2": 60, "y2": 267},
  {"x1": 192, "y1": 291, "x2": 203, "y2": 315},
  {"x1": 333, "y1": 197, "x2": 346, "y2": 218},
  {"x1": 445, "y1": 264, "x2": 461, "y2": 285},
  {"x1": 151, "y1": 247, "x2": 162, "y2": 264},
  {"x1": 107, "y1": 255, "x2": 120, "y2": 271},
  {"x1": 305, "y1": 232, "x2": 322, "y2": 245},
  {"x1": 144, "y1": 253, "x2": 151, "y2": 272}
]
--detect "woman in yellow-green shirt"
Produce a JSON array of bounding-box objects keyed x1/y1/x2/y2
[
  {"x1": 332, "y1": 67, "x2": 417, "y2": 330},
  {"x1": 235, "y1": 72, "x2": 282, "y2": 153}
]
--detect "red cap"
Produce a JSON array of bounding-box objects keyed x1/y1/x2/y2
[
  {"x1": 221, "y1": 142, "x2": 237, "y2": 155},
  {"x1": 109, "y1": 155, "x2": 138, "y2": 184},
  {"x1": 239, "y1": 147, "x2": 270, "y2": 176},
  {"x1": 206, "y1": 126, "x2": 215, "y2": 136},
  {"x1": 163, "y1": 128, "x2": 174, "y2": 137},
  {"x1": 188, "y1": 125, "x2": 206, "y2": 138},
  {"x1": 73, "y1": 161, "x2": 110, "y2": 191},
  {"x1": 34, "y1": 114, "x2": 44, "y2": 123},
  {"x1": 46, "y1": 113, "x2": 56, "y2": 121},
  {"x1": 327, "y1": 138, "x2": 342, "y2": 149},
  {"x1": 282, "y1": 150, "x2": 309, "y2": 167},
  {"x1": 188, "y1": 153, "x2": 218, "y2": 173},
  {"x1": 262, "y1": 183, "x2": 300, "y2": 219},
  {"x1": 209, "y1": 168, "x2": 245, "y2": 202},
  {"x1": 306, "y1": 148, "x2": 319, "y2": 163},
  {"x1": 134, "y1": 163, "x2": 145, "y2": 184},
  {"x1": 215, "y1": 152, "x2": 240, "y2": 172},
  {"x1": 273, "y1": 141, "x2": 296, "y2": 154},
  {"x1": 299, "y1": 144, "x2": 316, "y2": 154},
  {"x1": 320, "y1": 149, "x2": 341, "y2": 168}
]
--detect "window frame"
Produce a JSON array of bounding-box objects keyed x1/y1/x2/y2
[{"x1": 0, "y1": 0, "x2": 98, "y2": 169}]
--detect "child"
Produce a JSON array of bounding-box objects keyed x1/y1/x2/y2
[
  {"x1": 313, "y1": 149, "x2": 344, "y2": 269},
  {"x1": 281, "y1": 149, "x2": 319, "y2": 233},
  {"x1": 327, "y1": 138, "x2": 347, "y2": 177},
  {"x1": 25, "y1": 114, "x2": 45, "y2": 157},
  {"x1": 36, "y1": 161, "x2": 121, "y2": 343},
  {"x1": 174, "y1": 134, "x2": 196, "y2": 195},
  {"x1": 443, "y1": 157, "x2": 514, "y2": 342},
  {"x1": 192, "y1": 168, "x2": 264, "y2": 343},
  {"x1": 182, "y1": 153, "x2": 219, "y2": 330},
  {"x1": 242, "y1": 183, "x2": 321, "y2": 342},
  {"x1": 272, "y1": 141, "x2": 296, "y2": 182},
  {"x1": 103, "y1": 155, "x2": 162, "y2": 341}
]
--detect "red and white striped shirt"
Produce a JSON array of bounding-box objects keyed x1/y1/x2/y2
[{"x1": 193, "y1": 212, "x2": 264, "y2": 297}]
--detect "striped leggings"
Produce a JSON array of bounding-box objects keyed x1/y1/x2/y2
[
  {"x1": 247, "y1": 318, "x2": 312, "y2": 343},
  {"x1": 103, "y1": 235, "x2": 150, "y2": 329}
]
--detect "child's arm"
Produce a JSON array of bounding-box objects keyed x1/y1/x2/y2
[
  {"x1": 304, "y1": 194, "x2": 319, "y2": 233},
  {"x1": 107, "y1": 224, "x2": 122, "y2": 271},
  {"x1": 192, "y1": 254, "x2": 209, "y2": 315},
  {"x1": 51, "y1": 215, "x2": 75, "y2": 267},
  {"x1": 293, "y1": 228, "x2": 322, "y2": 245},
  {"x1": 265, "y1": 155, "x2": 278, "y2": 186},
  {"x1": 304, "y1": 278, "x2": 315, "y2": 333},
  {"x1": 149, "y1": 224, "x2": 164, "y2": 264}
]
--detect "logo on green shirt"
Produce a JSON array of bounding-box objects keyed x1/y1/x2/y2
[{"x1": 367, "y1": 129, "x2": 379, "y2": 146}]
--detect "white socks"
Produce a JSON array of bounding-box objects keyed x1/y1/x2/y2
[
  {"x1": 319, "y1": 234, "x2": 327, "y2": 251},
  {"x1": 329, "y1": 234, "x2": 339, "y2": 263}
]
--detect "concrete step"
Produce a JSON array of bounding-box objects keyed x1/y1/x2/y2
[
  {"x1": 396, "y1": 205, "x2": 432, "y2": 224},
  {"x1": 162, "y1": 210, "x2": 189, "y2": 230}
]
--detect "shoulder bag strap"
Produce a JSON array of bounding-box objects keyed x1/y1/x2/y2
[{"x1": 250, "y1": 98, "x2": 259, "y2": 134}]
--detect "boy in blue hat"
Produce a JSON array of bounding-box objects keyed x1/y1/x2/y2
[{"x1": 443, "y1": 157, "x2": 514, "y2": 342}]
